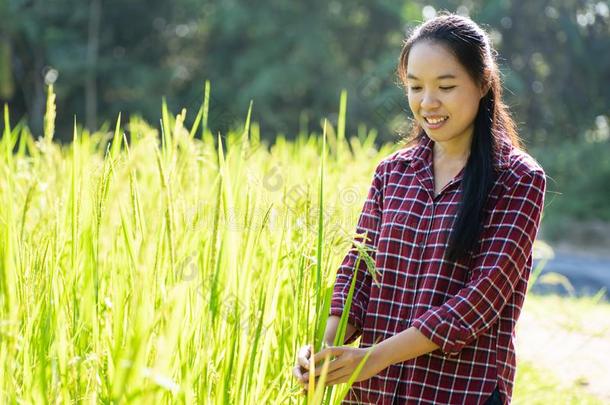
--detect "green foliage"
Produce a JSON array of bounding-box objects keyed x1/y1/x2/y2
[
  {"x1": 532, "y1": 137, "x2": 610, "y2": 226},
  {"x1": 2, "y1": 0, "x2": 607, "y2": 146}
]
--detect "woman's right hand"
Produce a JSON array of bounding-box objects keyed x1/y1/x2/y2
[
  {"x1": 292, "y1": 316, "x2": 356, "y2": 393},
  {"x1": 292, "y1": 344, "x2": 313, "y2": 393}
]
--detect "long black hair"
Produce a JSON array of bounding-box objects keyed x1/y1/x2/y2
[{"x1": 396, "y1": 12, "x2": 524, "y2": 263}]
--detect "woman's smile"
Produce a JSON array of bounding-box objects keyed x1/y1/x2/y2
[{"x1": 423, "y1": 115, "x2": 449, "y2": 129}]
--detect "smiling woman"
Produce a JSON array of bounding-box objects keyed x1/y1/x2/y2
[{"x1": 293, "y1": 12, "x2": 546, "y2": 405}]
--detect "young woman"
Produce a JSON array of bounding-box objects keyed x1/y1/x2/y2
[{"x1": 292, "y1": 13, "x2": 547, "y2": 405}]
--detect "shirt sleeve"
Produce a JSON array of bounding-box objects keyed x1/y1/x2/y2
[
  {"x1": 329, "y1": 164, "x2": 383, "y2": 343},
  {"x1": 411, "y1": 170, "x2": 547, "y2": 356}
]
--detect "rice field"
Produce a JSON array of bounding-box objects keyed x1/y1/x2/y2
[
  {"x1": 0, "y1": 84, "x2": 394, "y2": 404},
  {"x1": 0, "y1": 84, "x2": 604, "y2": 404}
]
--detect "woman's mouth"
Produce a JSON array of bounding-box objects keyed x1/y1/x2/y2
[{"x1": 423, "y1": 116, "x2": 449, "y2": 130}]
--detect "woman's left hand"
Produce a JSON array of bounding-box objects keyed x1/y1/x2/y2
[{"x1": 297, "y1": 346, "x2": 387, "y2": 389}]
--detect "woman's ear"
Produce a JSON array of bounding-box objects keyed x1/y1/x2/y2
[{"x1": 479, "y1": 82, "x2": 491, "y2": 99}]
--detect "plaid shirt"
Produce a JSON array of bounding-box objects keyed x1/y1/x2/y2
[{"x1": 330, "y1": 133, "x2": 547, "y2": 405}]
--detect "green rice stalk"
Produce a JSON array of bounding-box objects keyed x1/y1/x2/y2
[
  {"x1": 2, "y1": 104, "x2": 13, "y2": 165},
  {"x1": 155, "y1": 148, "x2": 176, "y2": 274},
  {"x1": 336, "y1": 90, "x2": 347, "y2": 160},
  {"x1": 109, "y1": 113, "x2": 122, "y2": 161},
  {"x1": 313, "y1": 121, "x2": 327, "y2": 353},
  {"x1": 202, "y1": 80, "x2": 210, "y2": 139},
  {"x1": 44, "y1": 84, "x2": 56, "y2": 143},
  {"x1": 188, "y1": 106, "x2": 203, "y2": 140}
]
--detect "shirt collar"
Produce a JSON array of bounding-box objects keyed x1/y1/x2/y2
[{"x1": 398, "y1": 133, "x2": 512, "y2": 171}]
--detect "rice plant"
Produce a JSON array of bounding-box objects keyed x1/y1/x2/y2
[{"x1": 0, "y1": 84, "x2": 395, "y2": 404}]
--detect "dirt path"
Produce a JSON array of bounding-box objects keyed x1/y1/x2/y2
[{"x1": 516, "y1": 294, "x2": 610, "y2": 403}]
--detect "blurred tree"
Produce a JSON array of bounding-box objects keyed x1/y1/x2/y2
[
  {"x1": 1, "y1": 0, "x2": 50, "y2": 135},
  {"x1": 0, "y1": 0, "x2": 608, "y2": 145},
  {"x1": 475, "y1": 0, "x2": 609, "y2": 143},
  {"x1": 191, "y1": 0, "x2": 406, "y2": 137}
]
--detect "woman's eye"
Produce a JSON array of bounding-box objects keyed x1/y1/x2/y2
[{"x1": 409, "y1": 86, "x2": 455, "y2": 92}]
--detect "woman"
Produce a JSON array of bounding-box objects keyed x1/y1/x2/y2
[{"x1": 292, "y1": 12, "x2": 547, "y2": 405}]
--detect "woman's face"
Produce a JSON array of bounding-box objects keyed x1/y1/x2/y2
[{"x1": 406, "y1": 40, "x2": 486, "y2": 144}]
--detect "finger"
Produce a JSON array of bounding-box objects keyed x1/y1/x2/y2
[
  {"x1": 305, "y1": 364, "x2": 348, "y2": 383},
  {"x1": 297, "y1": 345, "x2": 312, "y2": 370},
  {"x1": 296, "y1": 370, "x2": 310, "y2": 389},
  {"x1": 292, "y1": 365, "x2": 304, "y2": 380},
  {"x1": 307, "y1": 356, "x2": 346, "y2": 378},
  {"x1": 298, "y1": 344, "x2": 312, "y2": 359},
  {"x1": 325, "y1": 370, "x2": 354, "y2": 387},
  {"x1": 302, "y1": 368, "x2": 352, "y2": 390},
  {"x1": 322, "y1": 366, "x2": 357, "y2": 387},
  {"x1": 311, "y1": 346, "x2": 343, "y2": 366}
]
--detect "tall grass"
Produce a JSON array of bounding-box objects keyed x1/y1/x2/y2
[{"x1": 0, "y1": 85, "x2": 395, "y2": 403}]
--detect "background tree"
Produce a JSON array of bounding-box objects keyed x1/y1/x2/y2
[{"x1": 0, "y1": 0, "x2": 607, "y2": 146}]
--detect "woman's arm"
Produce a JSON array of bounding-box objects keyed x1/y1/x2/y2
[
  {"x1": 371, "y1": 326, "x2": 439, "y2": 366},
  {"x1": 301, "y1": 324, "x2": 440, "y2": 386},
  {"x1": 323, "y1": 315, "x2": 358, "y2": 346}
]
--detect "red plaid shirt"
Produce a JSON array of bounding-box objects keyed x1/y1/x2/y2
[{"x1": 330, "y1": 133, "x2": 547, "y2": 404}]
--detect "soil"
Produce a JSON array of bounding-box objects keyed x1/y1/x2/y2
[{"x1": 516, "y1": 298, "x2": 610, "y2": 402}]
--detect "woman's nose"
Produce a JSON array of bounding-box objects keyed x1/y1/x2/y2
[{"x1": 421, "y1": 91, "x2": 441, "y2": 109}]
